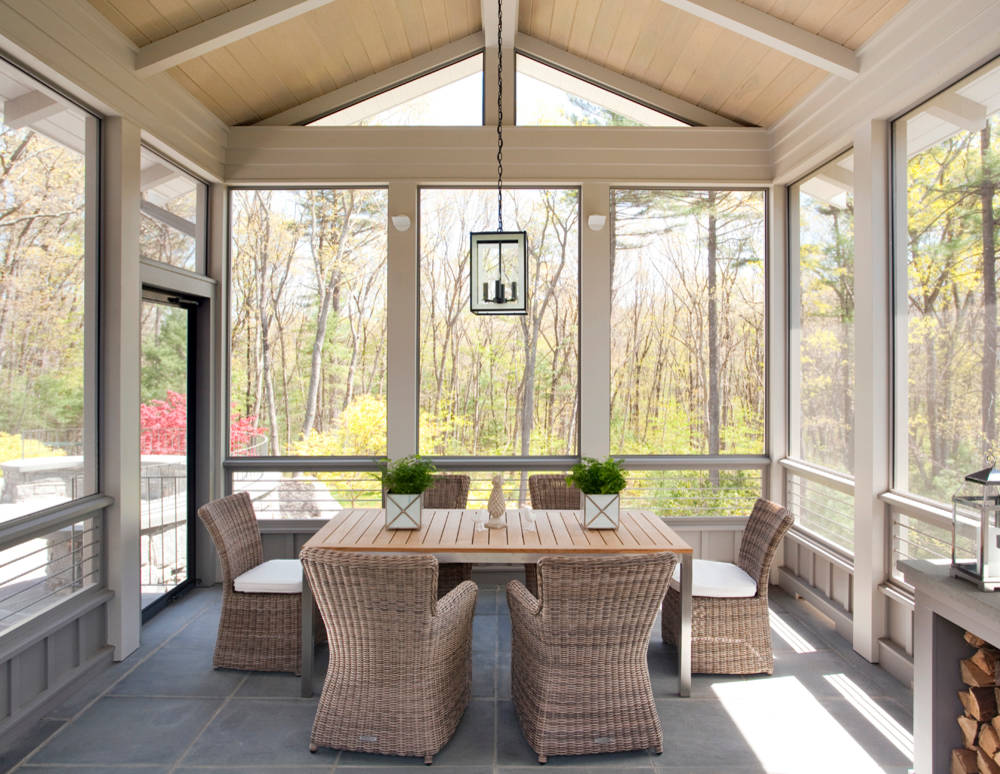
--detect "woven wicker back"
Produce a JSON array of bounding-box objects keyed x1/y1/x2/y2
[
  {"x1": 737, "y1": 498, "x2": 794, "y2": 591},
  {"x1": 197, "y1": 492, "x2": 264, "y2": 585},
  {"x1": 301, "y1": 548, "x2": 439, "y2": 643},
  {"x1": 422, "y1": 474, "x2": 471, "y2": 509},
  {"x1": 528, "y1": 474, "x2": 582, "y2": 510},
  {"x1": 536, "y1": 553, "x2": 674, "y2": 645}
]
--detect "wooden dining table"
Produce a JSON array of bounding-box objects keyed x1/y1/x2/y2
[{"x1": 298, "y1": 507, "x2": 694, "y2": 698}]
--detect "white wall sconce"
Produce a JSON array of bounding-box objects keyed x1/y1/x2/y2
[
  {"x1": 391, "y1": 214, "x2": 411, "y2": 232},
  {"x1": 587, "y1": 214, "x2": 607, "y2": 231}
]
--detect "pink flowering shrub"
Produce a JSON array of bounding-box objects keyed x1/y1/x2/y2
[{"x1": 140, "y1": 392, "x2": 266, "y2": 455}]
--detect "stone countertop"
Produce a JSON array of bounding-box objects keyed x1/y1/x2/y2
[{"x1": 898, "y1": 558, "x2": 1000, "y2": 645}]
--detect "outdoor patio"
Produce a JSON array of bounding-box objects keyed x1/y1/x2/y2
[{"x1": 1, "y1": 581, "x2": 913, "y2": 774}]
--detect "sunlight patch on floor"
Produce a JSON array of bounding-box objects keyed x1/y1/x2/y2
[
  {"x1": 824, "y1": 673, "x2": 913, "y2": 761},
  {"x1": 769, "y1": 610, "x2": 817, "y2": 654},
  {"x1": 713, "y1": 675, "x2": 888, "y2": 774}
]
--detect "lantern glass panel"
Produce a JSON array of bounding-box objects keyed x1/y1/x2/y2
[
  {"x1": 470, "y1": 231, "x2": 527, "y2": 315},
  {"x1": 951, "y1": 470, "x2": 1000, "y2": 590}
]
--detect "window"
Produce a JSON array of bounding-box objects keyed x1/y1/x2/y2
[
  {"x1": 309, "y1": 55, "x2": 483, "y2": 127},
  {"x1": 418, "y1": 188, "x2": 579, "y2": 456},
  {"x1": 228, "y1": 188, "x2": 388, "y2": 457},
  {"x1": 789, "y1": 151, "x2": 855, "y2": 476},
  {"x1": 516, "y1": 55, "x2": 687, "y2": 127},
  {"x1": 139, "y1": 147, "x2": 206, "y2": 273},
  {"x1": 611, "y1": 189, "x2": 766, "y2": 456},
  {"x1": 0, "y1": 58, "x2": 97, "y2": 516},
  {"x1": 787, "y1": 151, "x2": 855, "y2": 552},
  {"x1": 893, "y1": 58, "x2": 1000, "y2": 505}
]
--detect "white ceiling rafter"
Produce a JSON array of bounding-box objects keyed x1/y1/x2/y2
[
  {"x1": 925, "y1": 92, "x2": 987, "y2": 133},
  {"x1": 656, "y1": 0, "x2": 859, "y2": 80},
  {"x1": 2, "y1": 90, "x2": 65, "y2": 129},
  {"x1": 134, "y1": 0, "x2": 339, "y2": 78},
  {"x1": 256, "y1": 33, "x2": 484, "y2": 126},
  {"x1": 517, "y1": 35, "x2": 739, "y2": 127}
]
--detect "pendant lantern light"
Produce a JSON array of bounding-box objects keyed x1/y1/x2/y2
[{"x1": 470, "y1": 0, "x2": 527, "y2": 316}]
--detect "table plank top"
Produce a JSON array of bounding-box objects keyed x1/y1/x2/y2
[{"x1": 302, "y1": 508, "x2": 692, "y2": 556}]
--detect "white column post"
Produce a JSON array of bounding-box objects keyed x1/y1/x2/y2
[
  {"x1": 852, "y1": 119, "x2": 891, "y2": 661},
  {"x1": 579, "y1": 182, "x2": 611, "y2": 458},
  {"x1": 387, "y1": 182, "x2": 419, "y2": 459},
  {"x1": 769, "y1": 184, "x2": 790, "y2": 501},
  {"x1": 102, "y1": 117, "x2": 142, "y2": 660}
]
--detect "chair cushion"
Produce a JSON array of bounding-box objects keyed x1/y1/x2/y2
[
  {"x1": 669, "y1": 559, "x2": 757, "y2": 598},
  {"x1": 234, "y1": 559, "x2": 302, "y2": 594}
]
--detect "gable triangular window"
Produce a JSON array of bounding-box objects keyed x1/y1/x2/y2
[{"x1": 515, "y1": 54, "x2": 688, "y2": 127}]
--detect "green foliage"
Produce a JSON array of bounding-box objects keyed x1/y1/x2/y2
[
  {"x1": 0, "y1": 432, "x2": 65, "y2": 465},
  {"x1": 381, "y1": 455, "x2": 436, "y2": 494},
  {"x1": 567, "y1": 456, "x2": 627, "y2": 495}
]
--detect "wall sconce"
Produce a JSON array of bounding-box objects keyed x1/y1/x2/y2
[
  {"x1": 587, "y1": 214, "x2": 607, "y2": 231},
  {"x1": 391, "y1": 214, "x2": 411, "y2": 232}
]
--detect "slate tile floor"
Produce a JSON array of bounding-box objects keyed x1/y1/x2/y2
[{"x1": 3, "y1": 582, "x2": 914, "y2": 774}]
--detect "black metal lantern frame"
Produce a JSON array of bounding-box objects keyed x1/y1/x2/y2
[
  {"x1": 470, "y1": 230, "x2": 528, "y2": 315},
  {"x1": 470, "y1": 0, "x2": 527, "y2": 316}
]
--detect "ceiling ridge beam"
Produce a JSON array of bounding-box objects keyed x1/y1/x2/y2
[
  {"x1": 517, "y1": 35, "x2": 739, "y2": 127},
  {"x1": 256, "y1": 33, "x2": 485, "y2": 126},
  {"x1": 134, "y1": 0, "x2": 339, "y2": 78},
  {"x1": 481, "y1": 0, "x2": 518, "y2": 48},
  {"x1": 656, "y1": 0, "x2": 859, "y2": 79}
]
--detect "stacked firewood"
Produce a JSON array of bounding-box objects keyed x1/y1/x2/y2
[{"x1": 953, "y1": 632, "x2": 1000, "y2": 774}]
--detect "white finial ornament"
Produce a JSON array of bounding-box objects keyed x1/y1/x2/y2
[{"x1": 485, "y1": 474, "x2": 507, "y2": 529}]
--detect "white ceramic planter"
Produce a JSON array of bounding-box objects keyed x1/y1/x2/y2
[
  {"x1": 583, "y1": 493, "x2": 620, "y2": 529},
  {"x1": 385, "y1": 492, "x2": 421, "y2": 529}
]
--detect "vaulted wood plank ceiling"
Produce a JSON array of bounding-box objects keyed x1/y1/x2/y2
[{"x1": 88, "y1": 0, "x2": 909, "y2": 127}]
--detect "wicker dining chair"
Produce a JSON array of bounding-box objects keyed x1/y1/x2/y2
[
  {"x1": 197, "y1": 492, "x2": 301, "y2": 674},
  {"x1": 507, "y1": 553, "x2": 675, "y2": 764},
  {"x1": 524, "y1": 474, "x2": 583, "y2": 595},
  {"x1": 300, "y1": 549, "x2": 476, "y2": 764},
  {"x1": 661, "y1": 497, "x2": 794, "y2": 674},
  {"x1": 423, "y1": 474, "x2": 472, "y2": 598}
]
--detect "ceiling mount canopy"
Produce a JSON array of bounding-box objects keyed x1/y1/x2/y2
[{"x1": 470, "y1": 0, "x2": 527, "y2": 316}]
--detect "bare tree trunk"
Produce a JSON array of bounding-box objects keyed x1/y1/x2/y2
[
  {"x1": 982, "y1": 123, "x2": 997, "y2": 451},
  {"x1": 707, "y1": 192, "x2": 720, "y2": 487}
]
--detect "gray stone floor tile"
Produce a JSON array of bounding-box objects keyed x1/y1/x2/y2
[
  {"x1": 181, "y1": 698, "x2": 327, "y2": 766},
  {"x1": 0, "y1": 718, "x2": 64, "y2": 773},
  {"x1": 655, "y1": 698, "x2": 760, "y2": 769},
  {"x1": 496, "y1": 700, "x2": 655, "y2": 768},
  {"x1": 339, "y1": 767, "x2": 490, "y2": 773},
  {"x1": 472, "y1": 614, "x2": 498, "y2": 654},
  {"x1": 29, "y1": 696, "x2": 221, "y2": 766},
  {"x1": 474, "y1": 587, "x2": 497, "y2": 615},
  {"x1": 499, "y1": 768, "x2": 656, "y2": 774},
  {"x1": 108, "y1": 645, "x2": 245, "y2": 697},
  {"x1": 646, "y1": 643, "x2": 746, "y2": 699},
  {"x1": 471, "y1": 653, "x2": 497, "y2": 697},
  {"x1": 20, "y1": 766, "x2": 170, "y2": 773},
  {"x1": 174, "y1": 767, "x2": 331, "y2": 773}
]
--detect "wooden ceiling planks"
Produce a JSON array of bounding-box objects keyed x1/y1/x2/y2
[{"x1": 87, "y1": 0, "x2": 908, "y2": 127}]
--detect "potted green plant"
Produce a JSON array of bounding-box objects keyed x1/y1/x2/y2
[
  {"x1": 381, "y1": 455, "x2": 436, "y2": 529},
  {"x1": 566, "y1": 456, "x2": 627, "y2": 529}
]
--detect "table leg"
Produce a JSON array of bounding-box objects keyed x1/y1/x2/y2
[
  {"x1": 678, "y1": 552, "x2": 692, "y2": 697},
  {"x1": 301, "y1": 575, "x2": 313, "y2": 698}
]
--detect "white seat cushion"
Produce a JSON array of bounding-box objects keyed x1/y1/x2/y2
[
  {"x1": 234, "y1": 559, "x2": 302, "y2": 594},
  {"x1": 669, "y1": 559, "x2": 757, "y2": 599}
]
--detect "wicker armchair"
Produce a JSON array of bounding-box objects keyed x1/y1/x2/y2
[
  {"x1": 524, "y1": 474, "x2": 583, "y2": 595},
  {"x1": 507, "y1": 553, "x2": 675, "y2": 764},
  {"x1": 300, "y1": 549, "x2": 476, "y2": 764},
  {"x1": 423, "y1": 474, "x2": 472, "y2": 597},
  {"x1": 196, "y1": 492, "x2": 301, "y2": 674},
  {"x1": 661, "y1": 497, "x2": 794, "y2": 674}
]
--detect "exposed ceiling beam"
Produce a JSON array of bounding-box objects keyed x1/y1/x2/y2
[
  {"x1": 257, "y1": 33, "x2": 484, "y2": 125},
  {"x1": 517, "y1": 35, "x2": 738, "y2": 127},
  {"x1": 481, "y1": 0, "x2": 518, "y2": 49},
  {"x1": 3, "y1": 90, "x2": 65, "y2": 129},
  {"x1": 140, "y1": 162, "x2": 182, "y2": 191},
  {"x1": 656, "y1": 0, "x2": 859, "y2": 79},
  {"x1": 134, "y1": 0, "x2": 338, "y2": 77},
  {"x1": 925, "y1": 92, "x2": 987, "y2": 133},
  {"x1": 814, "y1": 164, "x2": 853, "y2": 190},
  {"x1": 140, "y1": 200, "x2": 197, "y2": 237}
]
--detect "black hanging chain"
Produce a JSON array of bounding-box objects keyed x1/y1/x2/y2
[{"x1": 496, "y1": 0, "x2": 503, "y2": 233}]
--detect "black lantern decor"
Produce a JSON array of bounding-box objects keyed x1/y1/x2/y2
[{"x1": 470, "y1": 0, "x2": 527, "y2": 316}]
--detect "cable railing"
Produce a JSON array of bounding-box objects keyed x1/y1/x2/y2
[
  {"x1": 140, "y1": 472, "x2": 187, "y2": 591},
  {"x1": 0, "y1": 494, "x2": 109, "y2": 635},
  {"x1": 225, "y1": 457, "x2": 768, "y2": 519}
]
